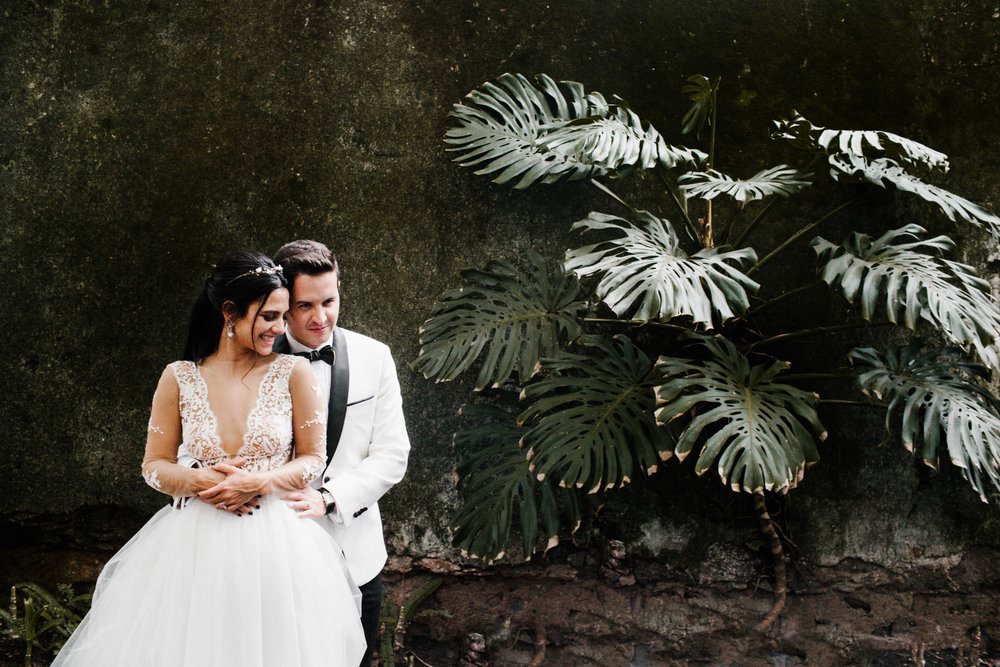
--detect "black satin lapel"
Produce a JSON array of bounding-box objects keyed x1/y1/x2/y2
[
  {"x1": 273, "y1": 334, "x2": 291, "y2": 355},
  {"x1": 326, "y1": 327, "x2": 350, "y2": 465}
]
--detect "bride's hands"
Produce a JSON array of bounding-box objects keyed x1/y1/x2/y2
[
  {"x1": 198, "y1": 462, "x2": 270, "y2": 513},
  {"x1": 190, "y1": 457, "x2": 246, "y2": 494}
]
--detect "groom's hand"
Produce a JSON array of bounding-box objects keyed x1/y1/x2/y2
[{"x1": 282, "y1": 487, "x2": 325, "y2": 519}]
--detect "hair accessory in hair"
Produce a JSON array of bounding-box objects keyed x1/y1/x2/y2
[{"x1": 224, "y1": 265, "x2": 283, "y2": 286}]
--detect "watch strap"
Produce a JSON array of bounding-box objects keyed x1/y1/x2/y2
[{"x1": 320, "y1": 488, "x2": 337, "y2": 515}]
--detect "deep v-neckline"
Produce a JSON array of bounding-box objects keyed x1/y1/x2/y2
[{"x1": 190, "y1": 359, "x2": 281, "y2": 458}]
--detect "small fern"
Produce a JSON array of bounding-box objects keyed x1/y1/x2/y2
[
  {"x1": 378, "y1": 578, "x2": 445, "y2": 666},
  {"x1": 0, "y1": 582, "x2": 93, "y2": 667}
]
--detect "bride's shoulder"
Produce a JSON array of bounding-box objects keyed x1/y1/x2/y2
[
  {"x1": 164, "y1": 359, "x2": 195, "y2": 371},
  {"x1": 274, "y1": 354, "x2": 313, "y2": 385},
  {"x1": 162, "y1": 360, "x2": 197, "y2": 380},
  {"x1": 155, "y1": 361, "x2": 207, "y2": 394},
  {"x1": 268, "y1": 353, "x2": 307, "y2": 376},
  {"x1": 150, "y1": 361, "x2": 189, "y2": 397},
  {"x1": 261, "y1": 355, "x2": 309, "y2": 397}
]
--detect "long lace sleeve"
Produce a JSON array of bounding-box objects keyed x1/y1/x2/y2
[
  {"x1": 259, "y1": 358, "x2": 326, "y2": 492},
  {"x1": 141, "y1": 366, "x2": 204, "y2": 497}
]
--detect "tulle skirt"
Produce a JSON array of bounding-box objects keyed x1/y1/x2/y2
[{"x1": 52, "y1": 495, "x2": 366, "y2": 667}]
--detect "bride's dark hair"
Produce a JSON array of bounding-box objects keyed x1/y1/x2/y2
[{"x1": 183, "y1": 251, "x2": 288, "y2": 362}]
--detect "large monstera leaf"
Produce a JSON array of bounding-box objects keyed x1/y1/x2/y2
[
  {"x1": 451, "y1": 402, "x2": 583, "y2": 561},
  {"x1": 414, "y1": 252, "x2": 586, "y2": 390},
  {"x1": 677, "y1": 165, "x2": 812, "y2": 204},
  {"x1": 772, "y1": 111, "x2": 950, "y2": 173},
  {"x1": 518, "y1": 334, "x2": 673, "y2": 494},
  {"x1": 445, "y1": 73, "x2": 706, "y2": 189},
  {"x1": 655, "y1": 335, "x2": 825, "y2": 494},
  {"x1": 813, "y1": 224, "x2": 1000, "y2": 370},
  {"x1": 772, "y1": 112, "x2": 1000, "y2": 237},
  {"x1": 850, "y1": 344, "x2": 1000, "y2": 501},
  {"x1": 829, "y1": 155, "x2": 1000, "y2": 239},
  {"x1": 565, "y1": 210, "x2": 759, "y2": 325}
]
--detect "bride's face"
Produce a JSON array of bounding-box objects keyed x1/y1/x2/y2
[{"x1": 232, "y1": 288, "x2": 289, "y2": 355}]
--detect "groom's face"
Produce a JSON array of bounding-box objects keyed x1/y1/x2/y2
[{"x1": 285, "y1": 270, "x2": 340, "y2": 349}]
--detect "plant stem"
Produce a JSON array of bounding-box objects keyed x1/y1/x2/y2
[
  {"x1": 708, "y1": 79, "x2": 718, "y2": 171},
  {"x1": 745, "y1": 281, "x2": 823, "y2": 318},
  {"x1": 528, "y1": 616, "x2": 547, "y2": 666},
  {"x1": 659, "y1": 170, "x2": 702, "y2": 246},
  {"x1": 779, "y1": 372, "x2": 856, "y2": 382},
  {"x1": 704, "y1": 78, "x2": 718, "y2": 248},
  {"x1": 753, "y1": 491, "x2": 785, "y2": 633},
  {"x1": 704, "y1": 200, "x2": 714, "y2": 248},
  {"x1": 590, "y1": 178, "x2": 633, "y2": 212},
  {"x1": 818, "y1": 399, "x2": 883, "y2": 407},
  {"x1": 751, "y1": 321, "x2": 892, "y2": 350},
  {"x1": 747, "y1": 199, "x2": 856, "y2": 276},
  {"x1": 583, "y1": 317, "x2": 692, "y2": 334},
  {"x1": 732, "y1": 198, "x2": 778, "y2": 248}
]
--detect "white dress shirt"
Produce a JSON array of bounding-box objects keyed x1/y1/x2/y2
[{"x1": 284, "y1": 330, "x2": 333, "y2": 406}]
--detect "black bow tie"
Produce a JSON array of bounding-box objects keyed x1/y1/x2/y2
[{"x1": 294, "y1": 345, "x2": 335, "y2": 366}]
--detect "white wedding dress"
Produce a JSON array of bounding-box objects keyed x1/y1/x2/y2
[{"x1": 53, "y1": 356, "x2": 366, "y2": 666}]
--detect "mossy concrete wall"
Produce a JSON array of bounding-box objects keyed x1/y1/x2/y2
[{"x1": 3, "y1": 0, "x2": 1000, "y2": 576}]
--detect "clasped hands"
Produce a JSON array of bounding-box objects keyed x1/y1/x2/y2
[{"x1": 195, "y1": 458, "x2": 325, "y2": 519}]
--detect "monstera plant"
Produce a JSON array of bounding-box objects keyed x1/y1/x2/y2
[{"x1": 413, "y1": 73, "x2": 1000, "y2": 628}]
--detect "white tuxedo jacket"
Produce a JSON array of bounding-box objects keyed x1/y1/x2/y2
[{"x1": 295, "y1": 328, "x2": 410, "y2": 585}]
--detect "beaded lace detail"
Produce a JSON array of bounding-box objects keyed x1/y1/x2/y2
[
  {"x1": 299, "y1": 454, "x2": 324, "y2": 484},
  {"x1": 169, "y1": 356, "x2": 301, "y2": 474},
  {"x1": 300, "y1": 410, "x2": 326, "y2": 430},
  {"x1": 143, "y1": 468, "x2": 162, "y2": 490}
]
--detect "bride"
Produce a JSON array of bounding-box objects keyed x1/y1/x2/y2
[{"x1": 53, "y1": 251, "x2": 366, "y2": 666}]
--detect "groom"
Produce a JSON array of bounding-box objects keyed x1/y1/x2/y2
[{"x1": 275, "y1": 239, "x2": 411, "y2": 667}]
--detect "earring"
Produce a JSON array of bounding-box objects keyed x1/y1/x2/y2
[{"x1": 227, "y1": 320, "x2": 235, "y2": 338}]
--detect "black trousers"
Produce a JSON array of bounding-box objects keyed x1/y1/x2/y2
[{"x1": 358, "y1": 573, "x2": 383, "y2": 667}]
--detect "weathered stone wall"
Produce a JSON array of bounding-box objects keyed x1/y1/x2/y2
[{"x1": 3, "y1": 1, "x2": 1000, "y2": 659}]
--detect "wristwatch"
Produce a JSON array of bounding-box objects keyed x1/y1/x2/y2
[{"x1": 319, "y1": 488, "x2": 337, "y2": 516}]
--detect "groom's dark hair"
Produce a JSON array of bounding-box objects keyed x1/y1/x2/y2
[{"x1": 274, "y1": 239, "x2": 339, "y2": 286}]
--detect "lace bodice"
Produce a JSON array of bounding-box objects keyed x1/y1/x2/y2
[
  {"x1": 141, "y1": 354, "x2": 326, "y2": 498},
  {"x1": 169, "y1": 356, "x2": 297, "y2": 473}
]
